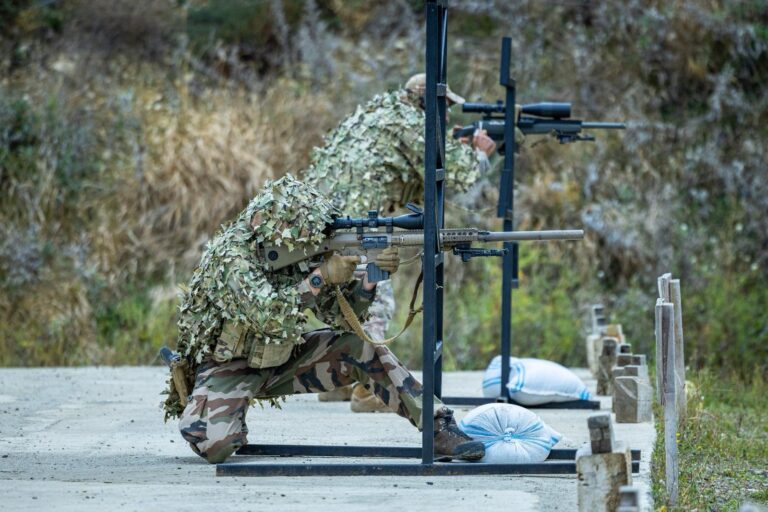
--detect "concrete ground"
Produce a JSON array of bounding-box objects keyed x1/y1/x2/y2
[{"x1": 0, "y1": 366, "x2": 654, "y2": 511}]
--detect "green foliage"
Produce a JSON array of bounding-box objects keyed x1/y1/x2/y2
[
  {"x1": 93, "y1": 289, "x2": 178, "y2": 365},
  {"x1": 653, "y1": 370, "x2": 768, "y2": 509},
  {"x1": 0, "y1": 0, "x2": 64, "y2": 38},
  {"x1": 391, "y1": 244, "x2": 588, "y2": 370}
]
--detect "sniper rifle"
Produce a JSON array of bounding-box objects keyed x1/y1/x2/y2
[
  {"x1": 260, "y1": 205, "x2": 583, "y2": 283},
  {"x1": 453, "y1": 101, "x2": 625, "y2": 151}
]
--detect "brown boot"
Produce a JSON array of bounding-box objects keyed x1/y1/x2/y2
[
  {"x1": 350, "y1": 383, "x2": 392, "y2": 413},
  {"x1": 317, "y1": 385, "x2": 354, "y2": 402},
  {"x1": 433, "y1": 407, "x2": 485, "y2": 461}
]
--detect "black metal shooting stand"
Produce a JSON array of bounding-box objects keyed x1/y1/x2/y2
[
  {"x1": 216, "y1": 2, "x2": 614, "y2": 478},
  {"x1": 440, "y1": 37, "x2": 599, "y2": 411}
]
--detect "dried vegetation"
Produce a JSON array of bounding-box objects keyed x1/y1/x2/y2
[{"x1": 0, "y1": 0, "x2": 766, "y2": 379}]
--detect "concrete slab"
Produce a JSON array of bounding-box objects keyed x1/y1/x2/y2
[{"x1": 0, "y1": 366, "x2": 655, "y2": 511}]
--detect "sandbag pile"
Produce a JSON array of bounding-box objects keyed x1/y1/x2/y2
[
  {"x1": 458, "y1": 403, "x2": 562, "y2": 463},
  {"x1": 481, "y1": 355, "x2": 591, "y2": 405}
]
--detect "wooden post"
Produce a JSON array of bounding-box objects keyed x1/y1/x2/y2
[
  {"x1": 658, "y1": 301, "x2": 679, "y2": 506},
  {"x1": 670, "y1": 279, "x2": 686, "y2": 422},
  {"x1": 656, "y1": 273, "x2": 671, "y2": 403}
]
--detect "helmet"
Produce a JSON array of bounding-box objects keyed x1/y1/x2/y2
[
  {"x1": 245, "y1": 174, "x2": 338, "y2": 251},
  {"x1": 404, "y1": 73, "x2": 466, "y2": 105}
]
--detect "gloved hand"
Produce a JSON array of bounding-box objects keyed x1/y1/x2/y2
[
  {"x1": 375, "y1": 247, "x2": 400, "y2": 275},
  {"x1": 320, "y1": 254, "x2": 360, "y2": 284}
]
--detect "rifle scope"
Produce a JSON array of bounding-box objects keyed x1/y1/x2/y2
[
  {"x1": 330, "y1": 211, "x2": 424, "y2": 230},
  {"x1": 462, "y1": 101, "x2": 572, "y2": 119}
]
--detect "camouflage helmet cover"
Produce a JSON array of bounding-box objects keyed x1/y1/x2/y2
[
  {"x1": 245, "y1": 173, "x2": 339, "y2": 251},
  {"x1": 404, "y1": 73, "x2": 466, "y2": 105}
]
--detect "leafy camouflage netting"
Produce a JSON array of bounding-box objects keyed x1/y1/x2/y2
[
  {"x1": 164, "y1": 174, "x2": 340, "y2": 419},
  {"x1": 304, "y1": 90, "x2": 485, "y2": 216}
]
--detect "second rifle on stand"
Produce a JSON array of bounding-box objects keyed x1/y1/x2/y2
[{"x1": 442, "y1": 37, "x2": 625, "y2": 410}]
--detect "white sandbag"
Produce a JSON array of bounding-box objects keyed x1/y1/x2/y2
[
  {"x1": 458, "y1": 403, "x2": 562, "y2": 463},
  {"x1": 481, "y1": 355, "x2": 591, "y2": 405}
]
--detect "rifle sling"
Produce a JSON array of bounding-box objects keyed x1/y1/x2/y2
[{"x1": 335, "y1": 271, "x2": 423, "y2": 346}]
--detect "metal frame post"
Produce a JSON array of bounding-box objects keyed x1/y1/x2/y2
[
  {"x1": 420, "y1": 0, "x2": 448, "y2": 464},
  {"x1": 498, "y1": 36, "x2": 518, "y2": 406}
]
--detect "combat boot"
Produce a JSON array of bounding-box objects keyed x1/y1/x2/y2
[
  {"x1": 317, "y1": 385, "x2": 354, "y2": 402},
  {"x1": 433, "y1": 407, "x2": 485, "y2": 461},
  {"x1": 350, "y1": 383, "x2": 392, "y2": 413}
]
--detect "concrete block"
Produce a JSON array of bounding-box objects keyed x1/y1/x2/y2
[
  {"x1": 618, "y1": 343, "x2": 632, "y2": 354},
  {"x1": 604, "y1": 323, "x2": 625, "y2": 343},
  {"x1": 630, "y1": 354, "x2": 646, "y2": 366},
  {"x1": 597, "y1": 337, "x2": 618, "y2": 396},
  {"x1": 591, "y1": 304, "x2": 606, "y2": 333},
  {"x1": 587, "y1": 413, "x2": 614, "y2": 454},
  {"x1": 616, "y1": 485, "x2": 640, "y2": 512},
  {"x1": 586, "y1": 333, "x2": 602, "y2": 376},
  {"x1": 576, "y1": 442, "x2": 633, "y2": 512},
  {"x1": 616, "y1": 354, "x2": 634, "y2": 367},
  {"x1": 614, "y1": 376, "x2": 653, "y2": 423}
]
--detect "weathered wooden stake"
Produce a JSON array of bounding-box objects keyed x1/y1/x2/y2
[
  {"x1": 657, "y1": 301, "x2": 679, "y2": 506},
  {"x1": 670, "y1": 279, "x2": 686, "y2": 421},
  {"x1": 656, "y1": 273, "x2": 672, "y2": 403}
]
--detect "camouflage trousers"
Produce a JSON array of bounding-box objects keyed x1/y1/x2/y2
[
  {"x1": 363, "y1": 279, "x2": 395, "y2": 341},
  {"x1": 179, "y1": 328, "x2": 438, "y2": 463}
]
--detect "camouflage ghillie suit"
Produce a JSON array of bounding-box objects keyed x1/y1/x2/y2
[
  {"x1": 165, "y1": 175, "x2": 438, "y2": 463},
  {"x1": 304, "y1": 90, "x2": 489, "y2": 216},
  {"x1": 304, "y1": 89, "x2": 489, "y2": 341}
]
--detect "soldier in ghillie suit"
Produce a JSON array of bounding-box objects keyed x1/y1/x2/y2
[
  {"x1": 303, "y1": 73, "x2": 498, "y2": 411},
  {"x1": 163, "y1": 174, "x2": 485, "y2": 464}
]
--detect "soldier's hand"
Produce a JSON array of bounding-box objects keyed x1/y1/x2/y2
[
  {"x1": 473, "y1": 129, "x2": 497, "y2": 156},
  {"x1": 454, "y1": 124, "x2": 470, "y2": 144},
  {"x1": 375, "y1": 247, "x2": 400, "y2": 275},
  {"x1": 320, "y1": 254, "x2": 360, "y2": 284}
]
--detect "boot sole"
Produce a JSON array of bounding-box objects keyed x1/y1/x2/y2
[{"x1": 436, "y1": 442, "x2": 485, "y2": 462}]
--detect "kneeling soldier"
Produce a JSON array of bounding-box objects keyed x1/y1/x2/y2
[{"x1": 162, "y1": 174, "x2": 484, "y2": 464}]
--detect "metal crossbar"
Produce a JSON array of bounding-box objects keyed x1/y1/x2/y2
[
  {"x1": 217, "y1": 461, "x2": 640, "y2": 477},
  {"x1": 235, "y1": 444, "x2": 641, "y2": 462},
  {"x1": 442, "y1": 396, "x2": 600, "y2": 409}
]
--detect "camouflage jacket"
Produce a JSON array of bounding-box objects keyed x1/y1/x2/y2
[
  {"x1": 304, "y1": 90, "x2": 489, "y2": 217},
  {"x1": 175, "y1": 175, "x2": 373, "y2": 367},
  {"x1": 164, "y1": 176, "x2": 374, "y2": 419}
]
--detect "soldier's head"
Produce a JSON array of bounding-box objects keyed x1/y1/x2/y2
[
  {"x1": 403, "y1": 73, "x2": 466, "y2": 113},
  {"x1": 246, "y1": 174, "x2": 339, "y2": 250}
]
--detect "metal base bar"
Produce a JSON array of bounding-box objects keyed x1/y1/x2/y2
[
  {"x1": 217, "y1": 460, "x2": 640, "y2": 477},
  {"x1": 441, "y1": 396, "x2": 601, "y2": 409},
  {"x1": 236, "y1": 444, "x2": 641, "y2": 462}
]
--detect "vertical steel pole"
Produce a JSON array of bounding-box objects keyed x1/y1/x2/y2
[
  {"x1": 497, "y1": 37, "x2": 517, "y2": 402},
  {"x1": 422, "y1": 0, "x2": 440, "y2": 465},
  {"x1": 434, "y1": 5, "x2": 448, "y2": 400}
]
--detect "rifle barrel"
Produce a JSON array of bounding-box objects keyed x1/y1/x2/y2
[
  {"x1": 581, "y1": 122, "x2": 626, "y2": 130},
  {"x1": 480, "y1": 229, "x2": 584, "y2": 242}
]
